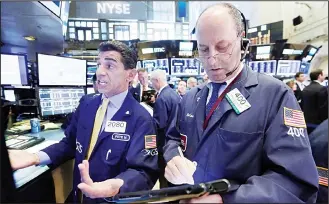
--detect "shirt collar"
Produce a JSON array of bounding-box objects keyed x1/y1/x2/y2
[
  {"x1": 101, "y1": 90, "x2": 128, "y2": 109},
  {"x1": 158, "y1": 85, "x2": 168, "y2": 95}
]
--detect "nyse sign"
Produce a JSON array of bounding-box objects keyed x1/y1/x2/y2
[
  {"x1": 75, "y1": 1, "x2": 147, "y2": 20},
  {"x1": 97, "y1": 2, "x2": 130, "y2": 15}
]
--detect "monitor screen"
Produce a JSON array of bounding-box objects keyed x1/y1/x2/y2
[
  {"x1": 308, "y1": 48, "x2": 317, "y2": 56},
  {"x1": 248, "y1": 60, "x2": 277, "y2": 75},
  {"x1": 38, "y1": 87, "x2": 85, "y2": 117},
  {"x1": 37, "y1": 54, "x2": 87, "y2": 86},
  {"x1": 179, "y1": 42, "x2": 193, "y2": 51},
  {"x1": 87, "y1": 87, "x2": 95, "y2": 94},
  {"x1": 171, "y1": 58, "x2": 200, "y2": 76},
  {"x1": 87, "y1": 62, "x2": 97, "y2": 85},
  {"x1": 276, "y1": 60, "x2": 301, "y2": 75},
  {"x1": 142, "y1": 59, "x2": 169, "y2": 74},
  {"x1": 1, "y1": 54, "x2": 28, "y2": 85},
  {"x1": 257, "y1": 46, "x2": 271, "y2": 54},
  {"x1": 4, "y1": 90, "x2": 15, "y2": 102}
]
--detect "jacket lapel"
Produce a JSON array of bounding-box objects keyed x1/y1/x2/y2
[
  {"x1": 194, "y1": 86, "x2": 209, "y2": 141},
  {"x1": 80, "y1": 95, "x2": 102, "y2": 157},
  {"x1": 201, "y1": 67, "x2": 257, "y2": 138}
]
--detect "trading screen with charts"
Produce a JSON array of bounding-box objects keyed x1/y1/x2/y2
[{"x1": 38, "y1": 88, "x2": 85, "y2": 116}]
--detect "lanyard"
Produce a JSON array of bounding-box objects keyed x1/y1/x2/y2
[{"x1": 203, "y1": 71, "x2": 243, "y2": 130}]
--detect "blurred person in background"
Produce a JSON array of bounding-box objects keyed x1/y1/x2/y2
[
  {"x1": 150, "y1": 70, "x2": 180, "y2": 188},
  {"x1": 177, "y1": 80, "x2": 187, "y2": 98},
  {"x1": 301, "y1": 69, "x2": 328, "y2": 133},
  {"x1": 187, "y1": 77, "x2": 198, "y2": 90},
  {"x1": 294, "y1": 72, "x2": 306, "y2": 106}
]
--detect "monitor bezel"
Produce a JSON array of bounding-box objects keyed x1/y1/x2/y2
[{"x1": 36, "y1": 53, "x2": 88, "y2": 87}]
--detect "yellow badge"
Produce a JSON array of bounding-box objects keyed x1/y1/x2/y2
[
  {"x1": 283, "y1": 107, "x2": 306, "y2": 128},
  {"x1": 144, "y1": 135, "x2": 157, "y2": 149}
]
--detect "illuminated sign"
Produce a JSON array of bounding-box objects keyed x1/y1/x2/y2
[
  {"x1": 141, "y1": 47, "x2": 165, "y2": 54},
  {"x1": 97, "y1": 2, "x2": 130, "y2": 15}
]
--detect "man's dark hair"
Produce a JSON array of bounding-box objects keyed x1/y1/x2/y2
[
  {"x1": 92, "y1": 74, "x2": 97, "y2": 83},
  {"x1": 98, "y1": 41, "x2": 137, "y2": 70},
  {"x1": 295, "y1": 72, "x2": 304, "y2": 79},
  {"x1": 310, "y1": 69, "x2": 323, "y2": 81}
]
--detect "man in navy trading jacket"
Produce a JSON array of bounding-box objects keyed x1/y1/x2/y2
[
  {"x1": 8, "y1": 41, "x2": 159, "y2": 202},
  {"x1": 163, "y1": 3, "x2": 318, "y2": 203}
]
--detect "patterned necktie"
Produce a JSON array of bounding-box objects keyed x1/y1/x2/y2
[
  {"x1": 86, "y1": 98, "x2": 110, "y2": 159},
  {"x1": 206, "y1": 82, "x2": 226, "y2": 118}
]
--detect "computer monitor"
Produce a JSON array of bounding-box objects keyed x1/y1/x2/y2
[
  {"x1": 87, "y1": 61, "x2": 97, "y2": 85},
  {"x1": 4, "y1": 90, "x2": 15, "y2": 102},
  {"x1": 142, "y1": 59, "x2": 169, "y2": 74},
  {"x1": 248, "y1": 60, "x2": 277, "y2": 75},
  {"x1": 37, "y1": 54, "x2": 87, "y2": 86},
  {"x1": 37, "y1": 87, "x2": 85, "y2": 117},
  {"x1": 1, "y1": 53, "x2": 28, "y2": 86},
  {"x1": 276, "y1": 60, "x2": 301, "y2": 76},
  {"x1": 171, "y1": 58, "x2": 200, "y2": 76},
  {"x1": 87, "y1": 87, "x2": 95, "y2": 94}
]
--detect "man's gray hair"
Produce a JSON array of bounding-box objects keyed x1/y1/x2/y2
[
  {"x1": 150, "y1": 69, "x2": 167, "y2": 83},
  {"x1": 196, "y1": 3, "x2": 244, "y2": 36}
]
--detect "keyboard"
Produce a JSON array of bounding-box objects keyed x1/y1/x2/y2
[{"x1": 6, "y1": 135, "x2": 45, "y2": 150}]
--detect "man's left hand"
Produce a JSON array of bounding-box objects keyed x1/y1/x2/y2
[
  {"x1": 180, "y1": 193, "x2": 223, "y2": 203},
  {"x1": 77, "y1": 160, "x2": 124, "y2": 199}
]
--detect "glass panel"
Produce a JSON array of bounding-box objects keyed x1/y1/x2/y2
[
  {"x1": 93, "y1": 22, "x2": 98, "y2": 27},
  {"x1": 154, "y1": 32, "x2": 160, "y2": 40},
  {"x1": 147, "y1": 23, "x2": 153, "y2": 28},
  {"x1": 93, "y1": 27, "x2": 99, "y2": 33},
  {"x1": 140, "y1": 34, "x2": 145, "y2": 40},
  {"x1": 183, "y1": 24, "x2": 189, "y2": 30},
  {"x1": 69, "y1": 21, "x2": 74, "y2": 27},
  {"x1": 102, "y1": 34, "x2": 107, "y2": 40},
  {"x1": 183, "y1": 30, "x2": 189, "y2": 36},
  {"x1": 139, "y1": 23, "x2": 145, "y2": 33},
  {"x1": 109, "y1": 34, "x2": 114, "y2": 39},
  {"x1": 183, "y1": 35, "x2": 189, "y2": 40},
  {"x1": 75, "y1": 21, "x2": 81, "y2": 27},
  {"x1": 147, "y1": 29, "x2": 153, "y2": 34},
  {"x1": 78, "y1": 30, "x2": 84, "y2": 41},
  {"x1": 69, "y1": 27, "x2": 75, "y2": 32},
  {"x1": 87, "y1": 22, "x2": 93, "y2": 27},
  {"x1": 101, "y1": 22, "x2": 107, "y2": 33},
  {"x1": 131, "y1": 34, "x2": 137, "y2": 39},
  {"x1": 81, "y1": 21, "x2": 86, "y2": 27},
  {"x1": 147, "y1": 34, "x2": 153, "y2": 40},
  {"x1": 93, "y1": 33, "x2": 99, "y2": 40},
  {"x1": 161, "y1": 31, "x2": 167, "y2": 40},
  {"x1": 109, "y1": 23, "x2": 114, "y2": 27},
  {"x1": 109, "y1": 27, "x2": 114, "y2": 33},
  {"x1": 175, "y1": 24, "x2": 181, "y2": 31},
  {"x1": 86, "y1": 30, "x2": 92, "y2": 41},
  {"x1": 69, "y1": 33, "x2": 75, "y2": 39},
  {"x1": 123, "y1": 31, "x2": 130, "y2": 40}
]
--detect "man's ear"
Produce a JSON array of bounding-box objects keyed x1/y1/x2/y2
[{"x1": 128, "y1": 68, "x2": 137, "y2": 82}]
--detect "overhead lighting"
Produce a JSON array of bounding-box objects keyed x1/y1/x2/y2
[{"x1": 24, "y1": 36, "x2": 36, "y2": 41}]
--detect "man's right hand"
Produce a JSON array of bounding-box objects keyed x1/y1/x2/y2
[
  {"x1": 8, "y1": 150, "x2": 40, "y2": 170},
  {"x1": 165, "y1": 156, "x2": 196, "y2": 185}
]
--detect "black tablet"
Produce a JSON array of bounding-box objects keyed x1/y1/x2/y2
[{"x1": 103, "y1": 179, "x2": 231, "y2": 203}]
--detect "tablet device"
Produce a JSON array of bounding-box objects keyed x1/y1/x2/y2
[{"x1": 103, "y1": 179, "x2": 231, "y2": 203}]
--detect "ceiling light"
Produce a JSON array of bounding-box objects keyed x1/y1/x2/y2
[{"x1": 24, "y1": 36, "x2": 36, "y2": 41}]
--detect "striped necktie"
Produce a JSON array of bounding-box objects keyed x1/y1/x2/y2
[{"x1": 86, "y1": 98, "x2": 110, "y2": 159}]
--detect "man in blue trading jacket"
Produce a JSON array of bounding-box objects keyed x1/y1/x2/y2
[
  {"x1": 8, "y1": 41, "x2": 159, "y2": 203},
  {"x1": 163, "y1": 3, "x2": 318, "y2": 203},
  {"x1": 150, "y1": 69, "x2": 180, "y2": 188}
]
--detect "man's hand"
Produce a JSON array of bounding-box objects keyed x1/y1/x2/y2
[
  {"x1": 8, "y1": 150, "x2": 39, "y2": 170},
  {"x1": 77, "y1": 160, "x2": 124, "y2": 199},
  {"x1": 165, "y1": 156, "x2": 196, "y2": 185},
  {"x1": 180, "y1": 193, "x2": 223, "y2": 203}
]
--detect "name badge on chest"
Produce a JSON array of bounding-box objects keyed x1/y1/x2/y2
[
  {"x1": 225, "y1": 88, "x2": 251, "y2": 114},
  {"x1": 105, "y1": 120, "x2": 127, "y2": 133}
]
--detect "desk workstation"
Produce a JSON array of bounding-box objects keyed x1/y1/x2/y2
[{"x1": 1, "y1": 53, "x2": 86, "y2": 202}]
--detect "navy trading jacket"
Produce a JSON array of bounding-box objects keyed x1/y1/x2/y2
[
  {"x1": 164, "y1": 66, "x2": 318, "y2": 202},
  {"x1": 43, "y1": 92, "x2": 159, "y2": 203}
]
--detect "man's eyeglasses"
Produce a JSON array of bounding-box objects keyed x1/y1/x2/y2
[{"x1": 197, "y1": 35, "x2": 241, "y2": 62}]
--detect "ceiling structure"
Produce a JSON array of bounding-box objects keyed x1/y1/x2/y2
[{"x1": 1, "y1": 1, "x2": 64, "y2": 59}]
